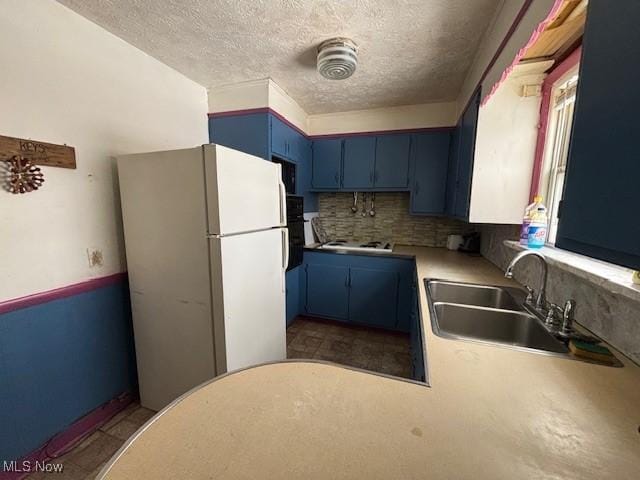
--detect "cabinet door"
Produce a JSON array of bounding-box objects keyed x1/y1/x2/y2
[
  {"x1": 285, "y1": 267, "x2": 300, "y2": 326},
  {"x1": 445, "y1": 126, "x2": 461, "y2": 216},
  {"x1": 454, "y1": 89, "x2": 480, "y2": 219},
  {"x1": 410, "y1": 132, "x2": 451, "y2": 215},
  {"x1": 290, "y1": 129, "x2": 306, "y2": 163},
  {"x1": 209, "y1": 113, "x2": 270, "y2": 160},
  {"x1": 311, "y1": 139, "x2": 343, "y2": 189},
  {"x1": 305, "y1": 264, "x2": 349, "y2": 320},
  {"x1": 348, "y1": 267, "x2": 398, "y2": 329},
  {"x1": 555, "y1": 0, "x2": 640, "y2": 269},
  {"x1": 342, "y1": 136, "x2": 376, "y2": 189},
  {"x1": 271, "y1": 116, "x2": 290, "y2": 159},
  {"x1": 374, "y1": 134, "x2": 411, "y2": 188}
]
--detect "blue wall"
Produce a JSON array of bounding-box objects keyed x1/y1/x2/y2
[{"x1": 0, "y1": 280, "x2": 137, "y2": 461}]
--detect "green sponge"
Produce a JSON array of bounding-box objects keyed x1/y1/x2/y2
[{"x1": 569, "y1": 340, "x2": 615, "y2": 363}]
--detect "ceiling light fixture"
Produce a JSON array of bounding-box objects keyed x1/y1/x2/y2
[{"x1": 317, "y1": 37, "x2": 358, "y2": 80}]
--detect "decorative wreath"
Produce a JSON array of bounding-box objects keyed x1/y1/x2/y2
[{"x1": 5, "y1": 155, "x2": 45, "y2": 193}]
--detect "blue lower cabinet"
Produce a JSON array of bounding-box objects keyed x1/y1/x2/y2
[
  {"x1": 348, "y1": 267, "x2": 398, "y2": 329},
  {"x1": 304, "y1": 263, "x2": 350, "y2": 320},
  {"x1": 410, "y1": 311, "x2": 426, "y2": 382},
  {"x1": 408, "y1": 276, "x2": 426, "y2": 382},
  {"x1": 285, "y1": 267, "x2": 300, "y2": 326},
  {"x1": 302, "y1": 252, "x2": 413, "y2": 332}
]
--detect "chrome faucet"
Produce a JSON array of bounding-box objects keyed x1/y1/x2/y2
[{"x1": 505, "y1": 250, "x2": 548, "y2": 311}]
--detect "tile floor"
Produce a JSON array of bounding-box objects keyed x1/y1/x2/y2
[
  {"x1": 287, "y1": 316, "x2": 412, "y2": 379},
  {"x1": 26, "y1": 403, "x2": 155, "y2": 479}
]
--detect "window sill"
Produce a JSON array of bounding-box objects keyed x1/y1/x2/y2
[{"x1": 503, "y1": 240, "x2": 640, "y2": 303}]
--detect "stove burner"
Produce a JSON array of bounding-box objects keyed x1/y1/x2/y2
[{"x1": 360, "y1": 241, "x2": 382, "y2": 248}]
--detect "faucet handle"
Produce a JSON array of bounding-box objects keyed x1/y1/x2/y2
[
  {"x1": 524, "y1": 286, "x2": 535, "y2": 304},
  {"x1": 561, "y1": 300, "x2": 576, "y2": 334},
  {"x1": 545, "y1": 303, "x2": 562, "y2": 327}
]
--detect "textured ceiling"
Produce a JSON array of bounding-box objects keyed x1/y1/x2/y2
[{"x1": 57, "y1": 0, "x2": 502, "y2": 114}]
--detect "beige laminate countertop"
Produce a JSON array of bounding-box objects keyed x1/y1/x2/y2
[{"x1": 100, "y1": 247, "x2": 640, "y2": 480}]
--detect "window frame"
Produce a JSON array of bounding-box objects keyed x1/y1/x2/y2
[{"x1": 539, "y1": 70, "x2": 579, "y2": 244}]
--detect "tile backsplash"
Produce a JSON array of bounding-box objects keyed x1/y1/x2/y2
[{"x1": 317, "y1": 192, "x2": 474, "y2": 247}]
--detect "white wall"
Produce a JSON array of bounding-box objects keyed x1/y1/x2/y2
[
  {"x1": 207, "y1": 80, "x2": 270, "y2": 114},
  {"x1": 470, "y1": 63, "x2": 548, "y2": 223},
  {"x1": 458, "y1": 0, "x2": 556, "y2": 115},
  {"x1": 0, "y1": 0, "x2": 209, "y2": 302},
  {"x1": 306, "y1": 102, "x2": 457, "y2": 136}
]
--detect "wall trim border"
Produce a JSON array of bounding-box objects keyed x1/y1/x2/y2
[
  {"x1": 0, "y1": 392, "x2": 134, "y2": 480},
  {"x1": 0, "y1": 272, "x2": 128, "y2": 315}
]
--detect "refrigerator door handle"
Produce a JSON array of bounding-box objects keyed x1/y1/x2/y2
[
  {"x1": 281, "y1": 228, "x2": 289, "y2": 292},
  {"x1": 278, "y1": 180, "x2": 287, "y2": 227},
  {"x1": 281, "y1": 228, "x2": 289, "y2": 271}
]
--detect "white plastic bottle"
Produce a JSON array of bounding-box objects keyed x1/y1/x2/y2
[
  {"x1": 527, "y1": 201, "x2": 548, "y2": 249},
  {"x1": 520, "y1": 195, "x2": 542, "y2": 245}
]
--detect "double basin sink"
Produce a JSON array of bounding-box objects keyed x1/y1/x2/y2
[{"x1": 426, "y1": 280, "x2": 568, "y2": 355}]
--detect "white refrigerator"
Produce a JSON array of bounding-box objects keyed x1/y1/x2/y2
[{"x1": 117, "y1": 144, "x2": 288, "y2": 410}]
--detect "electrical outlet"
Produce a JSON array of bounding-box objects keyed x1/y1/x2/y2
[{"x1": 87, "y1": 248, "x2": 104, "y2": 268}]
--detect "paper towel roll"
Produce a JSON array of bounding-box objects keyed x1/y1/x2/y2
[{"x1": 446, "y1": 235, "x2": 464, "y2": 251}]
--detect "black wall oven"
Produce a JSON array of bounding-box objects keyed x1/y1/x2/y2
[
  {"x1": 286, "y1": 195, "x2": 304, "y2": 271},
  {"x1": 272, "y1": 157, "x2": 296, "y2": 195}
]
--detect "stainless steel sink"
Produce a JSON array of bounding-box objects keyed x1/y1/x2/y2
[
  {"x1": 426, "y1": 279, "x2": 569, "y2": 356},
  {"x1": 431, "y1": 303, "x2": 568, "y2": 353},
  {"x1": 428, "y1": 280, "x2": 524, "y2": 311}
]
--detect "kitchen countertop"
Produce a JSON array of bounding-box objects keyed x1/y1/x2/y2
[
  {"x1": 99, "y1": 246, "x2": 640, "y2": 480},
  {"x1": 303, "y1": 243, "x2": 416, "y2": 259}
]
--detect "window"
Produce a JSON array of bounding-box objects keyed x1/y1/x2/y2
[{"x1": 538, "y1": 69, "x2": 579, "y2": 244}]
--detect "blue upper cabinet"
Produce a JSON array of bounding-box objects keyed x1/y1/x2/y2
[
  {"x1": 348, "y1": 267, "x2": 399, "y2": 329},
  {"x1": 374, "y1": 134, "x2": 411, "y2": 189},
  {"x1": 271, "y1": 115, "x2": 306, "y2": 163},
  {"x1": 311, "y1": 138, "x2": 343, "y2": 189},
  {"x1": 270, "y1": 115, "x2": 291, "y2": 159},
  {"x1": 454, "y1": 90, "x2": 480, "y2": 219},
  {"x1": 310, "y1": 133, "x2": 414, "y2": 191},
  {"x1": 445, "y1": 88, "x2": 480, "y2": 220},
  {"x1": 209, "y1": 113, "x2": 270, "y2": 160},
  {"x1": 410, "y1": 132, "x2": 451, "y2": 215},
  {"x1": 296, "y1": 135, "x2": 317, "y2": 212},
  {"x1": 342, "y1": 136, "x2": 376, "y2": 190},
  {"x1": 445, "y1": 127, "x2": 461, "y2": 217},
  {"x1": 555, "y1": 0, "x2": 640, "y2": 269},
  {"x1": 210, "y1": 111, "x2": 318, "y2": 212}
]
